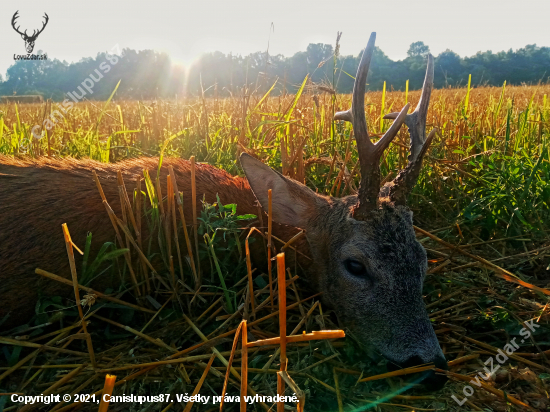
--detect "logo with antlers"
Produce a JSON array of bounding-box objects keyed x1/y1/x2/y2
[{"x1": 11, "y1": 11, "x2": 49, "y2": 54}]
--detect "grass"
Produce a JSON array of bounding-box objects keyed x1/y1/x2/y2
[
  {"x1": 0, "y1": 81, "x2": 549, "y2": 411},
  {"x1": 1, "y1": 82, "x2": 550, "y2": 238}
]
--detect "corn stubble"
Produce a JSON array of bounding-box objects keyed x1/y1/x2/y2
[{"x1": 0, "y1": 82, "x2": 549, "y2": 411}]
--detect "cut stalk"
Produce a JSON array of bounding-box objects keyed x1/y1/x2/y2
[
  {"x1": 168, "y1": 175, "x2": 185, "y2": 283},
  {"x1": 267, "y1": 189, "x2": 274, "y2": 310},
  {"x1": 62, "y1": 223, "x2": 96, "y2": 369},
  {"x1": 220, "y1": 320, "x2": 244, "y2": 412},
  {"x1": 190, "y1": 155, "x2": 201, "y2": 283},
  {"x1": 245, "y1": 228, "x2": 256, "y2": 319},
  {"x1": 35, "y1": 269, "x2": 155, "y2": 313},
  {"x1": 135, "y1": 176, "x2": 150, "y2": 293},
  {"x1": 333, "y1": 368, "x2": 343, "y2": 412},
  {"x1": 168, "y1": 166, "x2": 198, "y2": 287},
  {"x1": 184, "y1": 355, "x2": 215, "y2": 412},
  {"x1": 277, "y1": 252, "x2": 287, "y2": 412},
  {"x1": 240, "y1": 320, "x2": 248, "y2": 412},
  {"x1": 98, "y1": 374, "x2": 117, "y2": 412},
  {"x1": 93, "y1": 314, "x2": 176, "y2": 352},
  {"x1": 247, "y1": 330, "x2": 345, "y2": 348},
  {"x1": 92, "y1": 171, "x2": 141, "y2": 295}
]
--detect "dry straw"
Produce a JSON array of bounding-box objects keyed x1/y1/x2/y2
[{"x1": 98, "y1": 374, "x2": 117, "y2": 412}]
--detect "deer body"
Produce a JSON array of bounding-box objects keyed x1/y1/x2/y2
[
  {"x1": 0, "y1": 156, "x2": 299, "y2": 326},
  {"x1": 0, "y1": 32, "x2": 448, "y2": 389}
]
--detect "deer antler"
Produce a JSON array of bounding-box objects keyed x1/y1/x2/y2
[
  {"x1": 29, "y1": 13, "x2": 49, "y2": 40},
  {"x1": 379, "y1": 54, "x2": 436, "y2": 206},
  {"x1": 11, "y1": 12, "x2": 49, "y2": 40},
  {"x1": 11, "y1": 11, "x2": 26, "y2": 37},
  {"x1": 334, "y1": 32, "x2": 409, "y2": 220}
]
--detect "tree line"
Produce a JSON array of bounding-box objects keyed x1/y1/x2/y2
[{"x1": 1, "y1": 41, "x2": 548, "y2": 101}]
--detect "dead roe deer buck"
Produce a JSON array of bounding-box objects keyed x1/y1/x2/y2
[{"x1": 0, "y1": 33, "x2": 447, "y2": 388}]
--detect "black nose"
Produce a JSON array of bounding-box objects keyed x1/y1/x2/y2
[{"x1": 388, "y1": 355, "x2": 448, "y2": 391}]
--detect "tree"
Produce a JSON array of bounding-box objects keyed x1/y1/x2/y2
[
  {"x1": 1, "y1": 41, "x2": 548, "y2": 99},
  {"x1": 436, "y1": 49, "x2": 464, "y2": 87},
  {"x1": 407, "y1": 41, "x2": 430, "y2": 58}
]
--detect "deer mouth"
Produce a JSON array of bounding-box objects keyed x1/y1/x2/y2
[{"x1": 386, "y1": 354, "x2": 448, "y2": 391}]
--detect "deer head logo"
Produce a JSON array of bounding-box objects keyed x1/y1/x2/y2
[{"x1": 11, "y1": 11, "x2": 49, "y2": 54}]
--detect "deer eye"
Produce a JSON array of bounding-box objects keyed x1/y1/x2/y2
[{"x1": 344, "y1": 259, "x2": 367, "y2": 277}]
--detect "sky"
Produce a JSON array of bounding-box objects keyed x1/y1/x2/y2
[{"x1": 1, "y1": 0, "x2": 549, "y2": 77}]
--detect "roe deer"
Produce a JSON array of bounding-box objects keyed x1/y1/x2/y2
[{"x1": 0, "y1": 32, "x2": 447, "y2": 388}]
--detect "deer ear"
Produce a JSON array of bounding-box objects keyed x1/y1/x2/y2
[{"x1": 240, "y1": 153, "x2": 326, "y2": 228}]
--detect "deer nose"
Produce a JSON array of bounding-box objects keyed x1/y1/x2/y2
[{"x1": 388, "y1": 355, "x2": 448, "y2": 390}]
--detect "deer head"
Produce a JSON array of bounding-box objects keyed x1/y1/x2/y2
[
  {"x1": 240, "y1": 32, "x2": 447, "y2": 388},
  {"x1": 12, "y1": 11, "x2": 49, "y2": 54}
]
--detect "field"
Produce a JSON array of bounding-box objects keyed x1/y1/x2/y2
[{"x1": 0, "y1": 81, "x2": 550, "y2": 412}]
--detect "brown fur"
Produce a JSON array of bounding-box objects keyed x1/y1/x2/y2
[{"x1": 0, "y1": 156, "x2": 301, "y2": 329}]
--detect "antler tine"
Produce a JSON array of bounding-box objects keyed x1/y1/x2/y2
[
  {"x1": 351, "y1": 32, "x2": 375, "y2": 146},
  {"x1": 334, "y1": 32, "x2": 409, "y2": 219},
  {"x1": 408, "y1": 53, "x2": 433, "y2": 162},
  {"x1": 11, "y1": 11, "x2": 25, "y2": 36},
  {"x1": 31, "y1": 13, "x2": 49, "y2": 39},
  {"x1": 40, "y1": 13, "x2": 49, "y2": 32},
  {"x1": 374, "y1": 102, "x2": 409, "y2": 156},
  {"x1": 384, "y1": 54, "x2": 434, "y2": 164},
  {"x1": 334, "y1": 33, "x2": 376, "y2": 144},
  {"x1": 380, "y1": 54, "x2": 436, "y2": 205}
]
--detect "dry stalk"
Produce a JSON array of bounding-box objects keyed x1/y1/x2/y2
[
  {"x1": 240, "y1": 320, "x2": 248, "y2": 412},
  {"x1": 134, "y1": 176, "x2": 150, "y2": 292},
  {"x1": 92, "y1": 170, "x2": 141, "y2": 294},
  {"x1": 61, "y1": 223, "x2": 96, "y2": 368},
  {"x1": 358, "y1": 364, "x2": 435, "y2": 383},
  {"x1": 267, "y1": 189, "x2": 274, "y2": 310},
  {"x1": 98, "y1": 374, "x2": 117, "y2": 412},
  {"x1": 168, "y1": 165, "x2": 198, "y2": 286},
  {"x1": 333, "y1": 368, "x2": 344, "y2": 412},
  {"x1": 190, "y1": 155, "x2": 201, "y2": 283},
  {"x1": 247, "y1": 331, "x2": 345, "y2": 348},
  {"x1": 184, "y1": 354, "x2": 215, "y2": 412},
  {"x1": 93, "y1": 314, "x2": 176, "y2": 352},
  {"x1": 220, "y1": 320, "x2": 244, "y2": 412},
  {"x1": 34, "y1": 269, "x2": 155, "y2": 313},
  {"x1": 277, "y1": 252, "x2": 287, "y2": 412},
  {"x1": 245, "y1": 228, "x2": 256, "y2": 319}
]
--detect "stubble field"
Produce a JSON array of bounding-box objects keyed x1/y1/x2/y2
[{"x1": 0, "y1": 82, "x2": 549, "y2": 411}]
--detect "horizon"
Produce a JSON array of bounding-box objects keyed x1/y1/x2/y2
[
  {"x1": 5, "y1": 39, "x2": 550, "y2": 74},
  {"x1": 2, "y1": 0, "x2": 549, "y2": 78}
]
